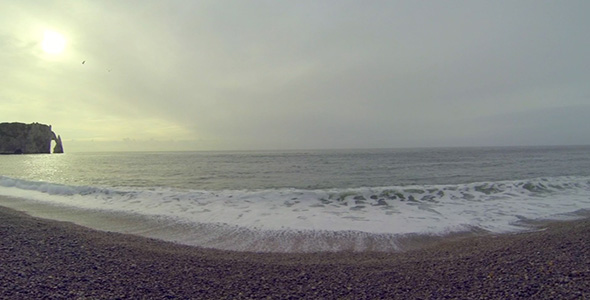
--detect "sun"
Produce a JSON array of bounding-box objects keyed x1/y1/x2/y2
[{"x1": 42, "y1": 30, "x2": 66, "y2": 54}]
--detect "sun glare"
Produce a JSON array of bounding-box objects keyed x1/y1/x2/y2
[{"x1": 42, "y1": 30, "x2": 66, "y2": 54}]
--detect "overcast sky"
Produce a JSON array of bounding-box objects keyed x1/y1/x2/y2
[{"x1": 1, "y1": 1, "x2": 589, "y2": 152}]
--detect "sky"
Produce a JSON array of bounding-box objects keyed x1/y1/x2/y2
[{"x1": 1, "y1": 1, "x2": 589, "y2": 152}]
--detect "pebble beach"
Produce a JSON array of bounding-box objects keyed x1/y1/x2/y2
[{"x1": 1, "y1": 205, "x2": 589, "y2": 299}]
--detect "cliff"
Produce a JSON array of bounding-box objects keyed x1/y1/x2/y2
[{"x1": 0, "y1": 122, "x2": 64, "y2": 154}]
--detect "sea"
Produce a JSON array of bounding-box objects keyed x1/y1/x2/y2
[{"x1": 1, "y1": 146, "x2": 590, "y2": 252}]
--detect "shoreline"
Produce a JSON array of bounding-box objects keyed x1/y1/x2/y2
[
  {"x1": 0, "y1": 195, "x2": 537, "y2": 253},
  {"x1": 1, "y1": 205, "x2": 589, "y2": 298}
]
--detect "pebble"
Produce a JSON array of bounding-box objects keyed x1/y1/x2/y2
[{"x1": 1, "y1": 206, "x2": 589, "y2": 299}]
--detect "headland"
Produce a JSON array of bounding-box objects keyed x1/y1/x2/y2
[{"x1": 0, "y1": 122, "x2": 63, "y2": 154}]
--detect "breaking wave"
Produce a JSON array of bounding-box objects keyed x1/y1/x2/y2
[{"x1": 1, "y1": 175, "x2": 590, "y2": 252}]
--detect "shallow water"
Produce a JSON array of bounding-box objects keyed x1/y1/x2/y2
[{"x1": 1, "y1": 146, "x2": 590, "y2": 252}]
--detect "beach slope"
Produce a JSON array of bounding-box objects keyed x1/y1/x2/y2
[{"x1": 1, "y1": 206, "x2": 589, "y2": 299}]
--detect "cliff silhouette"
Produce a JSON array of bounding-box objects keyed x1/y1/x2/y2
[{"x1": 0, "y1": 122, "x2": 64, "y2": 154}]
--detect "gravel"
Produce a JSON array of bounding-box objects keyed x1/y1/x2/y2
[{"x1": 1, "y1": 206, "x2": 589, "y2": 299}]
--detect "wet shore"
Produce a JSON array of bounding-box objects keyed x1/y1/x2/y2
[{"x1": 1, "y1": 205, "x2": 589, "y2": 299}]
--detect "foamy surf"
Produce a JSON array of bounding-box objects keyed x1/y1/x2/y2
[{"x1": 1, "y1": 175, "x2": 589, "y2": 252}]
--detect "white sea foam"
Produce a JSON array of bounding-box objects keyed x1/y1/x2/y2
[{"x1": 1, "y1": 175, "x2": 589, "y2": 252}]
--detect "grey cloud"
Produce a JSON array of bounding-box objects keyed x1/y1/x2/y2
[{"x1": 2, "y1": 1, "x2": 589, "y2": 150}]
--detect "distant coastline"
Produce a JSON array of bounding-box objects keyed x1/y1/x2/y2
[{"x1": 0, "y1": 122, "x2": 63, "y2": 154}]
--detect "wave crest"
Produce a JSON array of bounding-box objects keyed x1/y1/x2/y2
[{"x1": 1, "y1": 175, "x2": 590, "y2": 252}]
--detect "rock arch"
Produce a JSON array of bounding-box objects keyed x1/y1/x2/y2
[{"x1": 0, "y1": 122, "x2": 64, "y2": 154}]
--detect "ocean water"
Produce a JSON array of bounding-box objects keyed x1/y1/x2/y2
[{"x1": 1, "y1": 146, "x2": 590, "y2": 252}]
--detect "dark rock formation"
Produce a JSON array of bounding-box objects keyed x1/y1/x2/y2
[
  {"x1": 0, "y1": 122, "x2": 64, "y2": 154},
  {"x1": 53, "y1": 135, "x2": 64, "y2": 153}
]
